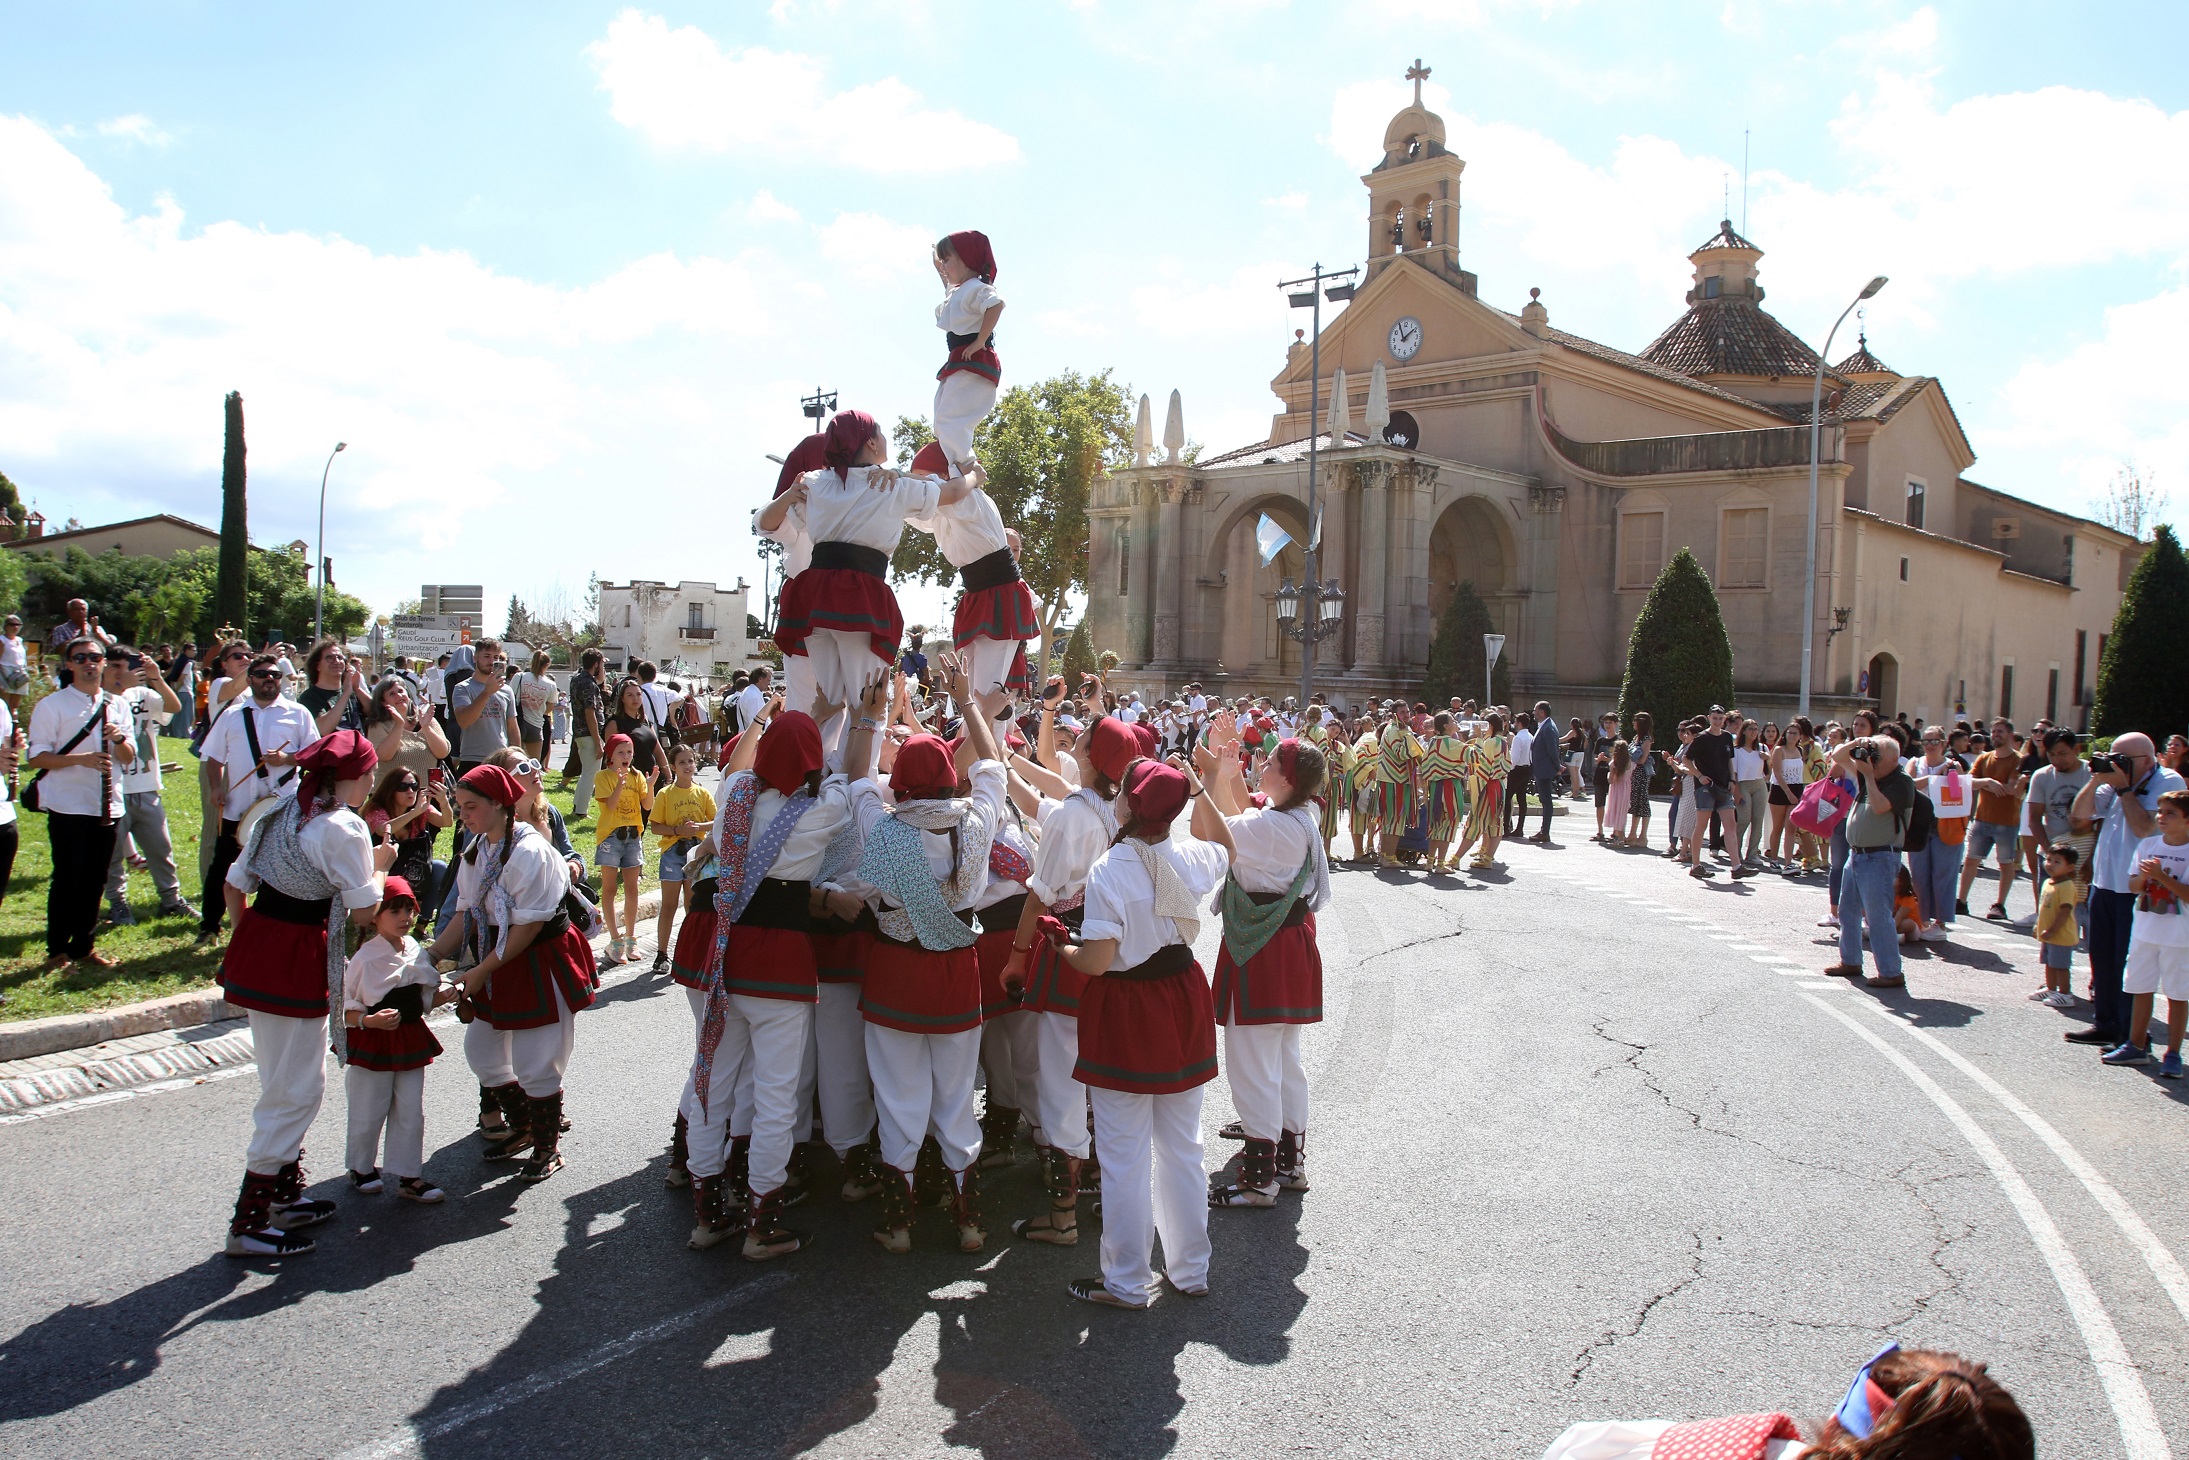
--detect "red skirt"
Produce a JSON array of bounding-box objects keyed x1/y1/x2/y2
[
  {"x1": 1020, "y1": 937, "x2": 1089, "y2": 1017},
  {"x1": 974, "y1": 925, "x2": 1027, "y2": 1019},
  {"x1": 219, "y1": 903, "x2": 331, "y2": 1018},
  {"x1": 860, "y1": 938, "x2": 982, "y2": 1034},
  {"x1": 480, "y1": 922, "x2": 598, "y2": 1030},
  {"x1": 345, "y1": 1018, "x2": 443, "y2": 1072},
  {"x1": 774, "y1": 568, "x2": 901, "y2": 662},
  {"x1": 670, "y1": 901, "x2": 718, "y2": 990},
  {"x1": 937, "y1": 348, "x2": 1000, "y2": 385},
  {"x1": 812, "y1": 926, "x2": 871, "y2": 985},
  {"x1": 1075, "y1": 962, "x2": 1218, "y2": 1095},
  {"x1": 1211, "y1": 918, "x2": 1323, "y2": 1025},
  {"x1": 721, "y1": 924, "x2": 818, "y2": 1003},
  {"x1": 952, "y1": 579, "x2": 1040, "y2": 648}
]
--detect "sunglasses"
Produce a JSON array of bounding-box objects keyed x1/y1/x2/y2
[
  {"x1": 247, "y1": 668, "x2": 282, "y2": 680},
  {"x1": 69, "y1": 652, "x2": 106, "y2": 664},
  {"x1": 511, "y1": 758, "x2": 542, "y2": 777},
  {"x1": 224, "y1": 650, "x2": 250, "y2": 662}
]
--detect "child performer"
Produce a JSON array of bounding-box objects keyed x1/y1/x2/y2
[
  {"x1": 682, "y1": 709, "x2": 855, "y2": 1260},
  {"x1": 342, "y1": 875, "x2": 455, "y2": 1203},
  {"x1": 906, "y1": 440, "x2": 1039, "y2": 724},
  {"x1": 1201, "y1": 716, "x2": 1328, "y2": 1207},
  {"x1": 432, "y1": 765, "x2": 597, "y2": 1185},
  {"x1": 931, "y1": 231, "x2": 1004, "y2": 474},
  {"x1": 773, "y1": 411, "x2": 981, "y2": 766},
  {"x1": 218, "y1": 729, "x2": 388, "y2": 1257},
  {"x1": 844, "y1": 657, "x2": 1008, "y2": 1253},
  {"x1": 1046, "y1": 757, "x2": 1233, "y2": 1308},
  {"x1": 755, "y1": 434, "x2": 828, "y2": 721},
  {"x1": 998, "y1": 715, "x2": 1138, "y2": 1248}
]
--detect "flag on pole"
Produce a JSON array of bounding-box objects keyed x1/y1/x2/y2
[
  {"x1": 1309, "y1": 503, "x2": 1324, "y2": 552},
  {"x1": 1255, "y1": 513, "x2": 1294, "y2": 566}
]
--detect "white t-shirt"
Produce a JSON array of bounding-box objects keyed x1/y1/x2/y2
[
  {"x1": 423, "y1": 667, "x2": 447, "y2": 708},
  {"x1": 0, "y1": 634, "x2": 25, "y2": 674},
  {"x1": 0, "y1": 699, "x2": 16, "y2": 827},
  {"x1": 734, "y1": 683, "x2": 767, "y2": 730},
  {"x1": 935, "y1": 276, "x2": 1004, "y2": 337},
  {"x1": 117, "y1": 684, "x2": 168, "y2": 795},
  {"x1": 2132, "y1": 834, "x2": 2189, "y2": 947},
  {"x1": 1118, "y1": 702, "x2": 1141, "y2": 724},
  {"x1": 514, "y1": 672, "x2": 557, "y2": 725},
  {"x1": 1910, "y1": 756, "x2": 1973, "y2": 821},
  {"x1": 1731, "y1": 745, "x2": 1766, "y2": 782}
]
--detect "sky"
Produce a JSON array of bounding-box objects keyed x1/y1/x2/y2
[{"x1": 2, "y1": 0, "x2": 2185, "y2": 645}]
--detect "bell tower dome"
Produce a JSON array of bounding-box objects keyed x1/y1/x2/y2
[{"x1": 1362, "y1": 59, "x2": 1475, "y2": 295}]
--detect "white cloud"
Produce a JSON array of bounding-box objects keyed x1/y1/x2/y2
[
  {"x1": 94, "y1": 114, "x2": 172, "y2": 147},
  {"x1": 586, "y1": 10, "x2": 1019, "y2": 172},
  {"x1": 744, "y1": 189, "x2": 800, "y2": 224},
  {"x1": 817, "y1": 211, "x2": 936, "y2": 281},
  {"x1": 1873, "y1": 5, "x2": 1940, "y2": 56},
  {"x1": 1262, "y1": 191, "x2": 1309, "y2": 210}
]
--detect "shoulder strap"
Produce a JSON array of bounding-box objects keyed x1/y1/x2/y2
[
  {"x1": 55, "y1": 692, "x2": 108, "y2": 757},
  {"x1": 240, "y1": 705, "x2": 299, "y2": 791}
]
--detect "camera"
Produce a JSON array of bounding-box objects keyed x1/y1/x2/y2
[
  {"x1": 1849, "y1": 744, "x2": 1878, "y2": 764},
  {"x1": 2089, "y1": 753, "x2": 2124, "y2": 775}
]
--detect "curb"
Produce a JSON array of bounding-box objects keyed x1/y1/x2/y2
[{"x1": 0, "y1": 1022, "x2": 255, "y2": 1115}]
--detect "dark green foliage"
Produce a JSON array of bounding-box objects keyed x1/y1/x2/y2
[
  {"x1": 1059, "y1": 620, "x2": 1097, "y2": 686},
  {"x1": 1421, "y1": 580, "x2": 1511, "y2": 707},
  {"x1": 216, "y1": 392, "x2": 248, "y2": 632},
  {"x1": 20, "y1": 544, "x2": 368, "y2": 648},
  {"x1": 2093, "y1": 524, "x2": 2189, "y2": 739},
  {"x1": 1616, "y1": 547, "x2": 1735, "y2": 746},
  {"x1": 0, "y1": 469, "x2": 23, "y2": 522}
]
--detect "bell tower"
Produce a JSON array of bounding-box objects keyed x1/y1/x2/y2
[{"x1": 1363, "y1": 60, "x2": 1475, "y2": 294}]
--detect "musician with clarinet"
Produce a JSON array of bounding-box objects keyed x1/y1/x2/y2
[{"x1": 26, "y1": 634, "x2": 134, "y2": 971}]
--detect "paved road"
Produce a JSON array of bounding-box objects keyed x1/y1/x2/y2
[{"x1": 3, "y1": 826, "x2": 2185, "y2": 1458}]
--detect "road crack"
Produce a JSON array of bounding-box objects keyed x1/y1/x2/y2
[{"x1": 1568, "y1": 1229, "x2": 1706, "y2": 1387}]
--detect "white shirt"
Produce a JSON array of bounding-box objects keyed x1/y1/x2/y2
[
  {"x1": 0, "y1": 699, "x2": 16, "y2": 827},
  {"x1": 116, "y1": 684, "x2": 167, "y2": 795},
  {"x1": 906, "y1": 485, "x2": 1011, "y2": 568},
  {"x1": 800, "y1": 466, "x2": 941, "y2": 556},
  {"x1": 1027, "y1": 787, "x2": 1118, "y2": 907},
  {"x1": 0, "y1": 634, "x2": 24, "y2": 673},
  {"x1": 1730, "y1": 745, "x2": 1766, "y2": 783},
  {"x1": 199, "y1": 694, "x2": 317, "y2": 821},
  {"x1": 27, "y1": 683, "x2": 129, "y2": 818},
  {"x1": 1223, "y1": 804, "x2": 1319, "y2": 896},
  {"x1": 228, "y1": 804, "x2": 381, "y2": 910},
  {"x1": 1910, "y1": 755, "x2": 1972, "y2": 821},
  {"x1": 935, "y1": 276, "x2": 1004, "y2": 337},
  {"x1": 455, "y1": 824, "x2": 571, "y2": 940},
  {"x1": 734, "y1": 683, "x2": 767, "y2": 730},
  {"x1": 975, "y1": 815, "x2": 1035, "y2": 910},
  {"x1": 842, "y1": 760, "x2": 1006, "y2": 910},
  {"x1": 2132, "y1": 834, "x2": 2189, "y2": 946},
  {"x1": 756, "y1": 499, "x2": 815, "y2": 579},
  {"x1": 713, "y1": 771, "x2": 852, "y2": 882},
  {"x1": 1080, "y1": 833, "x2": 1229, "y2": 969},
  {"x1": 344, "y1": 934, "x2": 440, "y2": 1013},
  {"x1": 1539, "y1": 1419, "x2": 1807, "y2": 1460},
  {"x1": 1118, "y1": 702, "x2": 1141, "y2": 724},
  {"x1": 1508, "y1": 723, "x2": 1533, "y2": 768},
  {"x1": 423, "y1": 667, "x2": 447, "y2": 708}
]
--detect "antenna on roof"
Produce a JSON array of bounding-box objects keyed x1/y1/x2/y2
[
  {"x1": 1741, "y1": 127, "x2": 1750, "y2": 234},
  {"x1": 1722, "y1": 173, "x2": 1729, "y2": 219}
]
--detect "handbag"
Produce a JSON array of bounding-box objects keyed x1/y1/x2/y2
[
  {"x1": 20, "y1": 693, "x2": 108, "y2": 815},
  {"x1": 1789, "y1": 775, "x2": 1857, "y2": 838}
]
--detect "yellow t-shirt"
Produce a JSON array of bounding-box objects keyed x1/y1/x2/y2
[
  {"x1": 2036, "y1": 875, "x2": 2082, "y2": 947},
  {"x1": 653, "y1": 783, "x2": 717, "y2": 851},
  {"x1": 591, "y1": 768, "x2": 653, "y2": 839}
]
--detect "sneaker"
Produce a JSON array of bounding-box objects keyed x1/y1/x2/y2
[
  {"x1": 1955, "y1": 898, "x2": 1970, "y2": 916},
  {"x1": 1817, "y1": 914, "x2": 1840, "y2": 930},
  {"x1": 2101, "y1": 1043, "x2": 2151, "y2": 1066},
  {"x1": 2043, "y1": 991, "x2": 2078, "y2": 1008},
  {"x1": 104, "y1": 901, "x2": 137, "y2": 927},
  {"x1": 1689, "y1": 865, "x2": 1712, "y2": 879},
  {"x1": 2163, "y1": 1053, "x2": 2184, "y2": 1080},
  {"x1": 348, "y1": 1169, "x2": 384, "y2": 1195},
  {"x1": 158, "y1": 899, "x2": 200, "y2": 920},
  {"x1": 1730, "y1": 865, "x2": 1757, "y2": 879},
  {"x1": 2027, "y1": 987, "x2": 2053, "y2": 1002},
  {"x1": 1919, "y1": 921, "x2": 1948, "y2": 943}
]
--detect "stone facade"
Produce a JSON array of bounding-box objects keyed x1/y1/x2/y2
[{"x1": 597, "y1": 578, "x2": 761, "y2": 683}]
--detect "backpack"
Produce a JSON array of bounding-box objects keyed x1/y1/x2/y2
[
  {"x1": 1902, "y1": 785, "x2": 1937, "y2": 852},
  {"x1": 1789, "y1": 775, "x2": 1856, "y2": 837}
]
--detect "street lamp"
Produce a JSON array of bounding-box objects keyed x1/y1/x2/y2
[
  {"x1": 1278, "y1": 262, "x2": 1359, "y2": 709},
  {"x1": 1800, "y1": 275, "x2": 1886, "y2": 719},
  {"x1": 314, "y1": 441, "x2": 347, "y2": 646},
  {"x1": 1275, "y1": 578, "x2": 1346, "y2": 642}
]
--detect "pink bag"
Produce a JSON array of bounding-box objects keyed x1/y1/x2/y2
[{"x1": 1789, "y1": 776, "x2": 1856, "y2": 837}]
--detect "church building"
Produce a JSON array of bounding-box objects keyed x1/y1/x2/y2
[{"x1": 1086, "y1": 70, "x2": 2138, "y2": 729}]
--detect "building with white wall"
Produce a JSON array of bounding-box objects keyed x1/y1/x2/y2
[{"x1": 597, "y1": 578, "x2": 762, "y2": 683}]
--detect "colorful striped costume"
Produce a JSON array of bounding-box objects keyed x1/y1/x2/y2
[
  {"x1": 1371, "y1": 724, "x2": 1421, "y2": 833},
  {"x1": 1347, "y1": 731, "x2": 1382, "y2": 840},
  {"x1": 1462, "y1": 734, "x2": 1511, "y2": 843},
  {"x1": 1419, "y1": 735, "x2": 1470, "y2": 841}
]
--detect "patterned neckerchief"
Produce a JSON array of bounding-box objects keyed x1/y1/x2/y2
[{"x1": 692, "y1": 775, "x2": 814, "y2": 1116}]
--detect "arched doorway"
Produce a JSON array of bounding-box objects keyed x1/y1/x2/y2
[
  {"x1": 1428, "y1": 497, "x2": 1513, "y2": 622},
  {"x1": 1867, "y1": 652, "x2": 1900, "y2": 719},
  {"x1": 1214, "y1": 497, "x2": 1313, "y2": 683}
]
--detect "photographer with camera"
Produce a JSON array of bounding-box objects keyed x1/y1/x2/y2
[
  {"x1": 2064, "y1": 732, "x2": 2185, "y2": 1050},
  {"x1": 1822, "y1": 729, "x2": 1917, "y2": 989}
]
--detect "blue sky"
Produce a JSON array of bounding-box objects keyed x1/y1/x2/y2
[{"x1": 3, "y1": 1, "x2": 2185, "y2": 640}]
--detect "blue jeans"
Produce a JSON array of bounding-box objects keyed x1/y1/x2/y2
[
  {"x1": 1531, "y1": 771, "x2": 1558, "y2": 836},
  {"x1": 1839, "y1": 847, "x2": 1904, "y2": 979},
  {"x1": 1827, "y1": 821, "x2": 1851, "y2": 906},
  {"x1": 1908, "y1": 835, "x2": 1962, "y2": 927}
]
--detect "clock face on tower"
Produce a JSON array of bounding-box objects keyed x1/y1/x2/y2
[{"x1": 1388, "y1": 316, "x2": 1423, "y2": 361}]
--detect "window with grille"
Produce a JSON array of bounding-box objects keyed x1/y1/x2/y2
[
  {"x1": 1719, "y1": 508, "x2": 1768, "y2": 587},
  {"x1": 1620, "y1": 511, "x2": 1666, "y2": 590},
  {"x1": 1117, "y1": 527, "x2": 1130, "y2": 594}
]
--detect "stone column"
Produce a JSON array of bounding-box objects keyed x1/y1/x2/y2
[
  {"x1": 1123, "y1": 479, "x2": 1156, "y2": 666},
  {"x1": 1318, "y1": 466, "x2": 1352, "y2": 670},
  {"x1": 1354, "y1": 461, "x2": 1389, "y2": 672},
  {"x1": 1151, "y1": 474, "x2": 1186, "y2": 666},
  {"x1": 1389, "y1": 464, "x2": 1439, "y2": 670},
  {"x1": 1523, "y1": 484, "x2": 1566, "y2": 692}
]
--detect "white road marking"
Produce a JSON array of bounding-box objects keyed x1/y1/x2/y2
[
  {"x1": 1796, "y1": 981, "x2": 1845, "y2": 990},
  {"x1": 1802, "y1": 995, "x2": 2171, "y2": 1459}
]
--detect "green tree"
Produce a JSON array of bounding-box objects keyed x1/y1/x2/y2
[
  {"x1": 1421, "y1": 581, "x2": 1512, "y2": 708},
  {"x1": 217, "y1": 391, "x2": 249, "y2": 632},
  {"x1": 889, "y1": 370, "x2": 1135, "y2": 669},
  {"x1": 1059, "y1": 620, "x2": 1097, "y2": 685},
  {"x1": 2092, "y1": 523, "x2": 2189, "y2": 739},
  {"x1": 1616, "y1": 547, "x2": 1734, "y2": 779},
  {"x1": 0, "y1": 548, "x2": 27, "y2": 621},
  {"x1": 0, "y1": 468, "x2": 23, "y2": 528}
]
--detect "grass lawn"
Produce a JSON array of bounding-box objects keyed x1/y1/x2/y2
[{"x1": 0, "y1": 740, "x2": 619, "y2": 1024}]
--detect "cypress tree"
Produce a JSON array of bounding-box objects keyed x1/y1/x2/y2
[
  {"x1": 2093, "y1": 523, "x2": 2189, "y2": 739},
  {"x1": 1421, "y1": 580, "x2": 1512, "y2": 707},
  {"x1": 1060, "y1": 620, "x2": 1097, "y2": 685},
  {"x1": 215, "y1": 392, "x2": 249, "y2": 633},
  {"x1": 1616, "y1": 546, "x2": 1735, "y2": 743}
]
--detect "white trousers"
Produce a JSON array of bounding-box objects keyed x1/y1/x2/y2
[
  {"x1": 1032, "y1": 1011, "x2": 1089, "y2": 1158},
  {"x1": 245, "y1": 1010, "x2": 329, "y2": 1175},
  {"x1": 1222, "y1": 1020, "x2": 1309, "y2": 1143},
  {"x1": 345, "y1": 1065, "x2": 426, "y2": 1178},
  {"x1": 980, "y1": 1009, "x2": 1039, "y2": 1111},
  {"x1": 678, "y1": 986, "x2": 756, "y2": 1139},
  {"x1": 463, "y1": 991, "x2": 577, "y2": 1097},
  {"x1": 933, "y1": 371, "x2": 999, "y2": 470},
  {"x1": 1090, "y1": 1086, "x2": 1211, "y2": 1305},
  {"x1": 865, "y1": 1024, "x2": 983, "y2": 1173},
  {"x1": 963, "y1": 636, "x2": 1023, "y2": 700},
  {"x1": 798, "y1": 628, "x2": 881, "y2": 769},
  {"x1": 815, "y1": 982, "x2": 874, "y2": 1154},
  {"x1": 686, "y1": 994, "x2": 811, "y2": 1192}
]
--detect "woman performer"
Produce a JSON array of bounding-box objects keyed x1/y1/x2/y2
[
  {"x1": 682, "y1": 708, "x2": 854, "y2": 1261},
  {"x1": 1452, "y1": 712, "x2": 1512, "y2": 870},
  {"x1": 906, "y1": 440, "x2": 1037, "y2": 724},
  {"x1": 219, "y1": 729, "x2": 390, "y2": 1257},
  {"x1": 1310, "y1": 710, "x2": 1348, "y2": 858},
  {"x1": 931, "y1": 231, "x2": 1004, "y2": 473},
  {"x1": 432, "y1": 764, "x2": 597, "y2": 1184},
  {"x1": 1348, "y1": 718, "x2": 1381, "y2": 863},
  {"x1": 844, "y1": 659, "x2": 1008, "y2": 1253},
  {"x1": 1372, "y1": 708, "x2": 1423, "y2": 868},
  {"x1": 1044, "y1": 757, "x2": 1233, "y2": 1308},
  {"x1": 1202, "y1": 716, "x2": 1328, "y2": 1207},
  {"x1": 1420, "y1": 712, "x2": 1470, "y2": 872}
]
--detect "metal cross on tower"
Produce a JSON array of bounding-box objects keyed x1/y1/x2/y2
[{"x1": 1406, "y1": 58, "x2": 1430, "y2": 106}]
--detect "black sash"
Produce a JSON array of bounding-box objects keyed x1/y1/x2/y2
[
  {"x1": 1052, "y1": 905, "x2": 1084, "y2": 934},
  {"x1": 814, "y1": 906, "x2": 880, "y2": 938},
  {"x1": 1243, "y1": 885, "x2": 1313, "y2": 929},
  {"x1": 876, "y1": 906, "x2": 976, "y2": 950},
  {"x1": 368, "y1": 983, "x2": 429, "y2": 1024},
  {"x1": 735, "y1": 877, "x2": 812, "y2": 932},
  {"x1": 1107, "y1": 942, "x2": 1194, "y2": 982},
  {"x1": 811, "y1": 541, "x2": 889, "y2": 578},
  {"x1": 976, "y1": 892, "x2": 1028, "y2": 935},
  {"x1": 945, "y1": 330, "x2": 995, "y2": 352},
  {"x1": 479, "y1": 907, "x2": 572, "y2": 955},
  {"x1": 959, "y1": 547, "x2": 1021, "y2": 593},
  {"x1": 254, "y1": 885, "x2": 332, "y2": 926}
]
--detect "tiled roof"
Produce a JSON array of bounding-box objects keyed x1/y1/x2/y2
[
  {"x1": 1639, "y1": 299, "x2": 1825, "y2": 379},
  {"x1": 1503, "y1": 316, "x2": 1777, "y2": 413},
  {"x1": 1692, "y1": 218, "x2": 1758, "y2": 253},
  {"x1": 1769, "y1": 375, "x2": 1933, "y2": 426},
  {"x1": 1832, "y1": 336, "x2": 1895, "y2": 376},
  {"x1": 1199, "y1": 431, "x2": 1372, "y2": 467}
]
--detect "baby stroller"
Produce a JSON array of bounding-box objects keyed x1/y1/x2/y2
[{"x1": 1394, "y1": 802, "x2": 1433, "y2": 866}]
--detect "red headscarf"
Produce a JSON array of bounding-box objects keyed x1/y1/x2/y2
[
  {"x1": 458, "y1": 764, "x2": 524, "y2": 808},
  {"x1": 824, "y1": 410, "x2": 880, "y2": 480},
  {"x1": 910, "y1": 441, "x2": 950, "y2": 477},
  {"x1": 716, "y1": 731, "x2": 741, "y2": 774},
  {"x1": 295, "y1": 729, "x2": 377, "y2": 821},
  {"x1": 753, "y1": 711, "x2": 822, "y2": 796},
  {"x1": 1121, "y1": 759, "x2": 1189, "y2": 837},
  {"x1": 775, "y1": 433, "x2": 829, "y2": 498},
  {"x1": 1131, "y1": 722, "x2": 1160, "y2": 760},
  {"x1": 889, "y1": 733, "x2": 958, "y2": 801},
  {"x1": 1086, "y1": 717, "x2": 1139, "y2": 785},
  {"x1": 946, "y1": 230, "x2": 997, "y2": 283},
  {"x1": 380, "y1": 875, "x2": 417, "y2": 908}
]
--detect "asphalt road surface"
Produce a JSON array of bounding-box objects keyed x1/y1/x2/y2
[{"x1": 4, "y1": 829, "x2": 2186, "y2": 1458}]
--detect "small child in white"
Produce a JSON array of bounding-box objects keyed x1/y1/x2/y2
[
  {"x1": 2110, "y1": 788, "x2": 2189, "y2": 1078},
  {"x1": 932, "y1": 231, "x2": 1004, "y2": 473},
  {"x1": 343, "y1": 876, "x2": 458, "y2": 1200}
]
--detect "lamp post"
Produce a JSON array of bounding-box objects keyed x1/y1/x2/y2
[
  {"x1": 313, "y1": 441, "x2": 347, "y2": 646},
  {"x1": 1278, "y1": 262, "x2": 1359, "y2": 710},
  {"x1": 1800, "y1": 276, "x2": 1886, "y2": 719}
]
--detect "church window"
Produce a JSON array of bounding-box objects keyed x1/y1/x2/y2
[
  {"x1": 1619, "y1": 511, "x2": 1665, "y2": 590},
  {"x1": 1702, "y1": 276, "x2": 1721, "y2": 299},
  {"x1": 1905, "y1": 477, "x2": 1926, "y2": 530},
  {"x1": 1116, "y1": 526, "x2": 1130, "y2": 594},
  {"x1": 1719, "y1": 507, "x2": 1768, "y2": 588}
]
